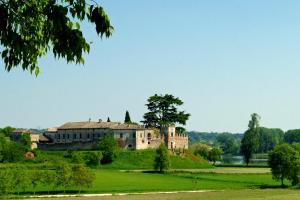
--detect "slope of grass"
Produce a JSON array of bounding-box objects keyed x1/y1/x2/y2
[{"x1": 99, "y1": 149, "x2": 211, "y2": 169}]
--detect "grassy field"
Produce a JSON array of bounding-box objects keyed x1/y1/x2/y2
[
  {"x1": 99, "y1": 149, "x2": 211, "y2": 169},
  {"x1": 42, "y1": 189, "x2": 300, "y2": 200},
  {"x1": 21, "y1": 167, "x2": 281, "y2": 195}
]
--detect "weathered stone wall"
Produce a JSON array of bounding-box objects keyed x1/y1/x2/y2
[
  {"x1": 135, "y1": 129, "x2": 158, "y2": 149},
  {"x1": 112, "y1": 129, "x2": 136, "y2": 149},
  {"x1": 38, "y1": 141, "x2": 99, "y2": 150}
]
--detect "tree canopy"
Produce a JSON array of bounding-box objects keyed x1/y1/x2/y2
[
  {"x1": 268, "y1": 144, "x2": 300, "y2": 186},
  {"x1": 240, "y1": 113, "x2": 260, "y2": 165},
  {"x1": 98, "y1": 134, "x2": 119, "y2": 164},
  {"x1": 0, "y1": 0, "x2": 113, "y2": 75},
  {"x1": 141, "y1": 94, "x2": 190, "y2": 128},
  {"x1": 216, "y1": 133, "x2": 240, "y2": 155},
  {"x1": 284, "y1": 129, "x2": 300, "y2": 144},
  {"x1": 257, "y1": 127, "x2": 284, "y2": 153}
]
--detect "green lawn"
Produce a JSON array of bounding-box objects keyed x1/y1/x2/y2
[{"x1": 23, "y1": 168, "x2": 280, "y2": 195}]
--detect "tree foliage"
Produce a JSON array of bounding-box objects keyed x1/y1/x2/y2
[
  {"x1": 0, "y1": 135, "x2": 25, "y2": 163},
  {"x1": 284, "y1": 129, "x2": 300, "y2": 144},
  {"x1": 124, "y1": 110, "x2": 132, "y2": 123},
  {"x1": 216, "y1": 133, "x2": 240, "y2": 155},
  {"x1": 0, "y1": 126, "x2": 15, "y2": 137},
  {"x1": 257, "y1": 127, "x2": 284, "y2": 153},
  {"x1": 142, "y1": 94, "x2": 190, "y2": 128},
  {"x1": 0, "y1": 0, "x2": 113, "y2": 75},
  {"x1": 154, "y1": 143, "x2": 170, "y2": 173},
  {"x1": 85, "y1": 151, "x2": 102, "y2": 166},
  {"x1": 0, "y1": 169, "x2": 14, "y2": 196},
  {"x1": 71, "y1": 164, "x2": 95, "y2": 193},
  {"x1": 208, "y1": 147, "x2": 222, "y2": 165},
  {"x1": 98, "y1": 134, "x2": 119, "y2": 164},
  {"x1": 20, "y1": 133, "x2": 32, "y2": 151},
  {"x1": 55, "y1": 163, "x2": 72, "y2": 193},
  {"x1": 192, "y1": 143, "x2": 210, "y2": 159},
  {"x1": 240, "y1": 113, "x2": 260, "y2": 165},
  {"x1": 268, "y1": 144, "x2": 300, "y2": 186}
]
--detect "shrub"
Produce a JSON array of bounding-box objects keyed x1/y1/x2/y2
[
  {"x1": 99, "y1": 134, "x2": 119, "y2": 164},
  {"x1": 71, "y1": 165, "x2": 95, "y2": 193},
  {"x1": 208, "y1": 147, "x2": 222, "y2": 165},
  {"x1": 191, "y1": 143, "x2": 210, "y2": 159},
  {"x1": 154, "y1": 143, "x2": 170, "y2": 173},
  {"x1": 85, "y1": 151, "x2": 102, "y2": 166}
]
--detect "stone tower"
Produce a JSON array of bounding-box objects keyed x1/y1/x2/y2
[{"x1": 160, "y1": 125, "x2": 188, "y2": 150}]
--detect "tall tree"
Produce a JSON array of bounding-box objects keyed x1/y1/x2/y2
[
  {"x1": 0, "y1": 0, "x2": 113, "y2": 75},
  {"x1": 124, "y1": 110, "x2": 132, "y2": 123},
  {"x1": 107, "y1": 117, "x2": 111, "y2": 122},
  {"x1": 141, "y1": 94, "x2": 190, "y2": 128},
  {"x1": 240, "y1": 113, "x2": 260, "y2": 166}
]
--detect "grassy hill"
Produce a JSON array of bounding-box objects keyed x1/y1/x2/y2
[{"x1": 100, "y1": 149, "x2": 212, "y2": 170}]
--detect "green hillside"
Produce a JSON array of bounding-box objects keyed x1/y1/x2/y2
[{"x1": 100, "y1": 149, "x2": 212, "y2": 170}]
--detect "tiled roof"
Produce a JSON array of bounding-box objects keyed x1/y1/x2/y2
[{"x1": 57, "y1": 121, "x2": 146, "y2": 130}]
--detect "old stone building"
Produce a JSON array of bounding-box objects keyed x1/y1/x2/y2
[
  {"x1": 11, "y1": 129, "x2": 41, "y2": 149},
  {"x1": 40, "y1": 120, "x2": 188, "y2": 150}
]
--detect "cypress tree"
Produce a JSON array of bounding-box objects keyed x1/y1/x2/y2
[
  {"x1": 107, "y1": 117, "x2": 111, "y2": 122},
  {"x1": 124, "y1": 111, "x2": 132, "y2": 123}
]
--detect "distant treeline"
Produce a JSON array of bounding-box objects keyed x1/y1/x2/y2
[{"x1": 189, "y1": 128, "x2": 300, "y2": 155}]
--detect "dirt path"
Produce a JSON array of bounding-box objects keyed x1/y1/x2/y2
[{"x1": 26, "y1": 190, "x2": 213, "y2": 199}]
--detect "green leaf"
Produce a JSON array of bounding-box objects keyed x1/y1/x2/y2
[{"x1": 35, "y1": 67, "x2": 40, "y2": 77}]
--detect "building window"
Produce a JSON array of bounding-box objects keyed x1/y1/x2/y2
[
  {"x1": 120, "y1": 133, "x2": 123, "y2": 138},
  {"x1": 67, "y1": 134, "x2": 69, "y2": 139},
  {"x1": 73, "y1": 134, "x2": 76, "y2": 139},
  {"x1": 58, "y1": 134, "x2": 60, "y2": 139},
  {"x1": 171, "y1": 132, "x2": 174, "y2": 137},
  {"x1": 128, "y1": 144, "x2": 132, "y2": 148},
  {"x1": 133, "y1": 133, "x2": 136, "y2": 138},
  {"x1": 62, "y1": 134, "x2": 65, "y2": 139},
  {"x1": 148, "y1": 141, "x2": 150, "y2": 144},
  {"x1": 87, "y1": 134, "x2": 90, "y2": 139},
  {"x1": 140, "y1": 133, "x2": 142, "y2": 138},
  {"x1": 79, "y1": 133, "x2": 82, "y2": 139},
  {"x1": 97, "y1": 133, "x2": 100, "y2": 137}
]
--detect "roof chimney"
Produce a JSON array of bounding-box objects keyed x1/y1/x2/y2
[{"x1": 98, "y1": 119, "x2": 102, "y2": 123}]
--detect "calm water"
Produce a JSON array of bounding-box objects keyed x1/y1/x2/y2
[{"x1": 221, "y1": 154, "x2": 268, "y2": 165}]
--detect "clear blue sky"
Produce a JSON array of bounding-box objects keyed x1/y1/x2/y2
[{"x1": 1, "y1": 0, "x2": 300, "y2": 133}]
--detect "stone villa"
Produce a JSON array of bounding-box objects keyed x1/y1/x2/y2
[{"x1": 39, "y1": 120, "x2": 188, "y2": 150}]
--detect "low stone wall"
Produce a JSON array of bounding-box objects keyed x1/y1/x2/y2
[{"x1": 38, "y1": 141, "x2": 98, "y2": 151}]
